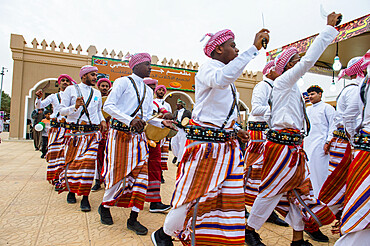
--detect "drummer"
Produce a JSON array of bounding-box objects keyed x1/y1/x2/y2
[
  {"x1": 98, "y1": 53, "x2": 174, "y2": 235},
  {"x1": 143, "y1": 78, "x2": 171, "y2": 213}
]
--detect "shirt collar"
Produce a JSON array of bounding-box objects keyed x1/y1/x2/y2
[
  {"x1": 79, "y1": 82, "x2": 91, "y2": 89},
  {"x1": 312, "y1": 100, "x2": 323, "y2": 107},
  {"x1": 263, "y1": 76, "x2": 275, "y2": 86},
  {"x1": 131, "y1": 73, "x2": 144, "y2": 83}
]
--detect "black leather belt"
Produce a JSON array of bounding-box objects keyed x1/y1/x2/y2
[
  {"x1": 184, "y1": 125, "x2": 237, "y2": 143},
  {"x1": 111, "y1": 118, "x2": 134, "y2": 132},
  {"x1": 354, "y1": 133, "x2": 370, "y2": 152},
  {"x1": 51, "y1": 120, "x2": 61, "y2": 128},
  {"x1": 333, "y1": 129, "x2": 349, "y2": 140},
  {"x1": 248, "y1": 121, "x2": 269, "y2": 131},
  {"x1": 64, "y1": 123, "x2": 99, "y2": 132},
  {"x1": 266, "y1": 129, "x2": 303, "y2": 146}
]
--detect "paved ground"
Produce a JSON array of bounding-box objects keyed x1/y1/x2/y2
[{"x1": 0, "y1": 133, "x2": 340, "y2": 245}]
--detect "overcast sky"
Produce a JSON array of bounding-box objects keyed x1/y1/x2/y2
[{"x1": 0, "y1": 0, "x2": 369, "y2": 96}]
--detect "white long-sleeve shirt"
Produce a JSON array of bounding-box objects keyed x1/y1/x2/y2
[
  {"x1": 271, "y1": 25, "x2": 338, "y2": 131},
  {"x1": 334, "y1": 77, "x2": 363, "y2": 132},
  {"x1": 154, "y1": 98, "x2": 172, "y2": 113},
  {"x1": 192, "y1": 45, "x2": 259, "y2": 128},
  {"x1": 35, "y1": 91, "x2": 64, "y2": 120},
  {"x1": 59, "y1": 83, "x2": 104, "y2": 125},
  {"x1": 343, "y1": 76, "x2": 370, "y2": 137},
  {"x1": 249, "y1": 77, "x2": 274, "y2": 122},
  {"x1": 103, "y1": 73, "x2": 162, "y2": 128}
]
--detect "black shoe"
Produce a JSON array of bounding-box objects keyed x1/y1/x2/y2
[
  {"x1": 91, "y1": 183, "x2": 101, "y2": 192},
  {"x1": 67, "y1": 192, "x2": 76, "y2": 204},
  {"x1": 127, "y1": 219, "x2": 148, "y2": 235},
  {"x1": 151, "y1": 227, "x2": 174, "y2": 246},
  {"x1": 291, "y1": 239, "x2": 313, "y2": 246},
  {"x1": 35, "y1": 148, "x2": 39, "y2": 151},
  {"x1": 149, "y1": 202, "x2": 171, "y2": 213},
  {"x1": 304, "y1": 229, "x2": 329, "y2": 242},
  {"x1": 98, "y1": 204, "x2": 113, "y2": 225},
  {"x1": 245, "y1": 229, "x2": 265, "y2": 246},
  {"x1": 266, "y1": 211, "x2": 289, "y2": 227},
  {"x1": 41, "y1": 155, "x2": 45, "y2": 159},
  {"x1": 172, "y1": 157, "x2": 177, "y2": 164},
  {"x1": 80, "y1": 196, "x2": 91, "y2": 212}
]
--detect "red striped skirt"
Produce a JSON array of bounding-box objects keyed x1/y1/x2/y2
[
  {"x1": 46, "y1": 127, "x2": 66, "y2": 184},
  {"x1": 102, "y1": 129, "x2": 148, "y2": 209}
]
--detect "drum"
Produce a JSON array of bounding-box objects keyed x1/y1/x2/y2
[
  {"x1": 144, "y1": 124, "x2": 171, "y2": 142},
  {"x1": 34, "y1": 122, "x2": 45, "y2": 132}
]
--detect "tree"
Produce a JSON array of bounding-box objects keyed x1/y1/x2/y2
[{"x1": 1, "y1": 91, "x2": 11, "y2": 116}]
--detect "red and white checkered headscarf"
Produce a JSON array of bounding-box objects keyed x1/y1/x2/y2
[
  {"x1": 79, "y1": 65, "x2": 98, "y2": 78},
  {"x1": 57, "y1": 74, "x2": 76, "y2": 85},
  {"x1": 338, "y1": 56, "x2": 370, "y2": 80},
  {"x1": 201, "y1": 29, "x2": 235, "y2": 58},
  {"x1": 97, "y1": 78, "x2": 112, "y2": 88},
  {"x1": 143, "y1": 78, "x2": 158, "y2": 86},
  {"x1": 274, "y1": 47, "x2": 299, "y2": 75},
  {"x1": 155, "y1": 85, "x2": 167, "y2": 94},
  {"x1": 127, "y1": 53, "x2": 151, "y2": 70},
  {"x1": 262, "y1": 60, "x2": 275, "y2": 75}
]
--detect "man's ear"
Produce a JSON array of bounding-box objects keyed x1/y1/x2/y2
[{"x1": 214, "y1": 45, "x2": 223, "y2": 55}]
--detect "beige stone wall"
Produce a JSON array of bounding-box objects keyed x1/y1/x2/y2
[{"x1": 9, "y1": 34, "x2": 262, "y2": 139}]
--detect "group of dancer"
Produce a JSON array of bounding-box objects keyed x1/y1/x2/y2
[{"x1": 36, "y1": 11, "x2": 369, "y2": 246}]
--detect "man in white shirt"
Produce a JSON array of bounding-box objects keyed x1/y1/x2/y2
[
  {"x1": 151, "y1": 28, "x2": 269, "y2": 246},
  {"x1": 92, "y1": 78, "x2": 112, "y2": 192},
  {"x1": 244, "y1": 61, "x2": 289, "y2": 228},
  {"x1": 303, "y1": 85, "x2": 335, "y2": 242},
  {"x1": 153, "y1": 84, "x2": 172, "y2": 182},
  {"x1": 170, "y1": 99, "x2": 191, "y2": 166},
  {"x1": 98, "y1": 53, "x2": 174, "y2": 236},
  {"x1": 245, "y1": 13, "x2": 341, "y2": 246},
  {"x1": 58, "y1": 65, "x2": 106, "y2": 212},
  {"x1": 334, "y1": 52, "x2": 370, "y2": 245},
  {"x1": 35, "y1": 74, "x2": 75, "y2": 190},
  {"x1": 317, "y1": 57, "x2": 368, "y2": 227}
]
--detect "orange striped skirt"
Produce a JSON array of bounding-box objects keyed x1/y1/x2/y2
[{"x1": 46, "y1": 127, "x2": 66, "y2": 184}]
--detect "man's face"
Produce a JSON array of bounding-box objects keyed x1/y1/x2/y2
[
  {"x1": 59, "y1": 77, "x2": 71, "y2": 90},
  {"x1": 134, "y1": 61, "x2": 151, "y2": 78},
  {"x1": 45, "y1": 113, "x2": 51, "y2": 120},
  {"x1": 308, "y1": 91, "x2": 322, "y2": 104},
  {"x1": 266, "y1": 70, "x2": 279, "y2": 81},
  {"x1": 156, "y1": 88, "x2": 166, "y2": 98},
  {"x1": 285, "y1": 54, "x2": 301, "y2": 71},
  {"x1": 98, "y1": 82, "x2": 110, "y2": 96},
  {"x1": 84, "y1": 72, "x2": 98, "y2": 86},
  {"x1": 219, "y1": 39, "x2": 239, "y2": 64},
  {"x1": 176, "y1": 103, "x2": 182, "y2": 110},
  {"x1": 38, "y1": 109, "x2": 43, "y2": 114}
]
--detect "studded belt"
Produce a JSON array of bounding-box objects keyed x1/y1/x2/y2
[
  {"x1": 50, "y1": 120, "x2": 61, "y2": 128},
  {"x1": 265, "y1": 129, "x2": 303, "y2": 146},
  {"x1": 184, "y1": 125, "x2": 237, "y2": 143},
  {"x1": 353, "y1": 133, "x2": 370, "y2": 151},
  {"x1": 248, "y1": 121, "x2": 269, "y2": 131},
  {"x1": 333, "y1": 129, "x2": 349, "y2": 140},
  {"x1": 111, "y1": 118, "x2": 135, "y2": 132},
  {"x1": 64, "y1": 123, "x2": 99, "y2": 132}
]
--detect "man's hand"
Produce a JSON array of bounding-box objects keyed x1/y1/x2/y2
[
  {"x1": 100, "y1": 121, "x2": 107, "y2": 133},
  {"x1": 35, "y1": 89, "x2": 43, "y2": 99},
  {"x1": 75, "y1": 97, "x2": 84, "y2": 109},
  {"x1": 130, "y1": 118, "x2": 146, "y2": 133},
  {"x1": 237, "y1": 129, "x2": 250, "y2": 143},
  {"x1": 163, "y1": 113, "x2": 173, "y2": 120},
  {"x1": 323, "y1": 142, "x2": 331, "y2": 155},
  {"x1": 327, "y1": 12, "x2": 342, "y2": 27},
  {"x1": 162, "y1": 120, "x2": 178, "y2": 130},
  {"x1": 253, "y1": 28, "x2": 270, "y2": 50}
]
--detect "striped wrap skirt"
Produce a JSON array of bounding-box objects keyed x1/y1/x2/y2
[
  {"x1": 160, "y1": 138, "x2": 170, "y2": 171},
  {"x1": 58, "y1": 130, "x2": 101, "y2": 196},
  {"x1": 102, "y1": 129, "x2": 148, "y2": 209},
  {"x1": 171, "y1": 139, "x2": 245, "y2": 246},
  {"x1": 46, "y1": 126, "x2": 66, "y2": 184}
]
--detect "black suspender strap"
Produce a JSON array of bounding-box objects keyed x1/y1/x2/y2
[
  {"x1": 56, "y1": 92, "x2": 61, "y2": 118},
  {"x1": 263, "y1": 80, "x2": 273, "y2": 88},
  {"x1": 336, "y1": 83, "x2": 358, "y2": 101},
  {"x1": 128, "y1": 77, "x2": 147, "y2": 119},
  {"x1": 301, "y1": 96, "x2": 311, "y2": 135},
  {"x1": 358, "y1": 76, "x2": 370, "y2": 132},
  {"x1": 74, "y1": 85, "x2": 94, "y2": 125},
  {"x1": 221, "y1": 84, "x2": 238, "y2": 130}
]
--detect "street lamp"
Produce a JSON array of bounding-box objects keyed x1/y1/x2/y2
[{"x1": 0, "y1": 67, "x2": 8, "y2": 110}]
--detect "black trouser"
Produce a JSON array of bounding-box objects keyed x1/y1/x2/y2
[{"x1": 41, "y1": 136, "x2": 48, "y2": 156}]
